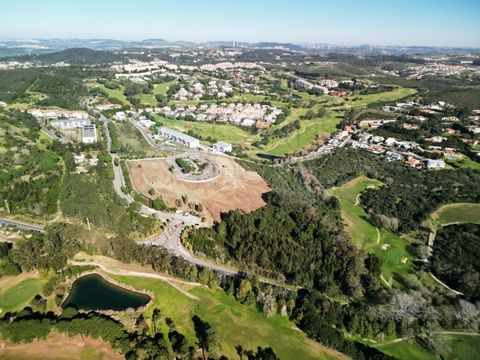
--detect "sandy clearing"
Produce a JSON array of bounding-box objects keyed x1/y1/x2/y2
[{"x1": 129, "y1": 154, "x2": 270, "y2": 223}]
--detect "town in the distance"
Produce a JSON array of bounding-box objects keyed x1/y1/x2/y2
[{"x1": 0, "y1": 5, "x2": 480, "y2": 360}]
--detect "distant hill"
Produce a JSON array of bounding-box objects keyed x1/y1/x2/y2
[
  {"x1": 35, "y1": 48, "x2": 124, "y2": 65},
  {"x1": 1, "y1": 38, "x2": 479, "y2": 58}
]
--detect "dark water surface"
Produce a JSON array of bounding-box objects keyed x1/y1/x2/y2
[{"x1": 62, "y1": 273, "x2": 150, "y2": 311}]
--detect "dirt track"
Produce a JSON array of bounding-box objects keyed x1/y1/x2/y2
[{"x1": 129, "y1": 154, "x2": 270, "y2": 223}]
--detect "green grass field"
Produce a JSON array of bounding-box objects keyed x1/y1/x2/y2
[
  {"x1": 446, "y1": 156, "x2": 480, "y2": 170},
  {"x1": 375, "y1": 334, "x2": 480, "y2": 360},
  {"x1": 261, "y1": 113, "x2": 341, "y2": 156},
  {"x1": 341, "y1": 88, "x2": 417, "y2": 109},
  {"x1": 375, "y1": 339, "x2": 437, "y2": 360},
  {"x1": 331, "y1": 176, "x2": 414, "y2": 282},
  {"x1": 259, "y1": 87, "x2": 415, "y2": 157},
  {"x1": 116, "y1": 122, "x2": 170, "y2": 158},
  {"x1": 156, "y1": 115, "x2": 257, "y2": 145},
  {"x1": 139, "y1": 93, "x2": 158, "y2": 106},
  {"x1": 430, "y1": 203, "x2": 480, "y2": 226},
  {"x1": 434, "y1": 334, "x2": 480, "y2": 360},
  {"x1": 91, "y1": 82, "x2": 130, "y2": 106},
  {"x1": 113, "y1": 275, "x2": 343, "y2": 360},
  {"x1": 154, "y1": 80, "x2": 177, "y2": 96},
  {"x1": 0, "y1": 278, "x2": 42, "y2": 313}
]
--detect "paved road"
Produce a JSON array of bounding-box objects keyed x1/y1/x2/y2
[{"x1": 0, "y1": 219, "x2": 45, "y2": 234}]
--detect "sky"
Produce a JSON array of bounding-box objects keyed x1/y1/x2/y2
[{"x1": 1, "y1": 0, "x2": 479, "y2": 47}]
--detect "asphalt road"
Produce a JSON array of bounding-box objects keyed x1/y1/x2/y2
[{"x1": 0, "y1": 219, "x2": 45, "y2": 234}]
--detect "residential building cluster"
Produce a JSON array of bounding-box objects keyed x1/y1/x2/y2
[
  {"x1": 28, "y1": 109, "x2": 89, "y2": 119},
  {"x1": 293, "y1": 78, "x2": 329, "y2": 94},
  {"x1": 159, "y1": 103, "x2": 282, "y2": 128},
  {"x1": 404, "y1": 62, "x2": 480, "y2": 80},
  {"x1": 155, "y1": 127, "x2": 200, "y2": 148},
  {"x1": 199, "y1": 62, "x2": 265, "y2": 72},
  {"x1": 349, "y1": 132, "x2": 449, "y2": 170}
]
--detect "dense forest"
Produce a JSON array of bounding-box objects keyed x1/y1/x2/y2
[
  {"x1": 0, "y1": 67, "x2": 109, "y2": 108},
  {"x1": 187, "y1": 191, "x2": 379, "y2": 298},
  {"x1": 431, "y1": 224, "x2": 480, "y2": 301}
]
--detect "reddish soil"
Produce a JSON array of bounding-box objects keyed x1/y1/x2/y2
[{"x1": 128, "y1": 154, "x2": 270, "y2": 223}]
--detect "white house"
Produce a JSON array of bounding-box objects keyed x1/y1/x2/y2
[
  {"x1": 82, "y1": 124, "x2": 97, "y2": 143},
  {"x1": 138, "y1": 118, "x2": 156, "y2": 128},
  {"x1": 213, "y1": 142, "x2": 232, "y2": 153},
  {"x1": 426, "y1": 159, "x2": 445, "y2": 169},
  {"x1": 50, "y1": 118, "x2": 90, "y2": 129},
  {"x1": 157, "y1": 128, "x2": 199, "y2": 148}
]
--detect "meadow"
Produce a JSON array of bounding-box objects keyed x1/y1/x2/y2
[
  {"x1": 430, "y1": 203, "x2": 480, "y2": 226},
  {"x1": 90, "y1": 82, "x2": 131, "y2": 106},
  {"x1": 113, "y1": 275, "x2": 345, "y2": 360},
  {"x1": 153, "y1": 80, "x2": 177, "y2": 96},
  {"x1": 0, "y1": 277, "x2": 42, "y2": 313},
  {"x1": 156, "y1": 115, "x2": 257, "y2": 145},
  {"x1": 375, "y1": 334, "x2": 480, "y2": 360}
]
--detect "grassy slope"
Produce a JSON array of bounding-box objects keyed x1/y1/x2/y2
[
  {"x1": 330, "y1": 176, "x2": 414, "y2": 281},
  {"x1": 139, "y1": 94, "x2": 158, "y2": 107},
  {"x1": 261, "y1": 88, "x2": 416, "y2": 157},
  {"x1": 376, "y1": 334, "x2": 480, "y2": 360},
  {"x1": 446, "y1": 156, "x2": 480, "y2": 170},
  {"x1": 154, "y1": 80, "x2": 177, "y2": 96},
  {"x1": 262, "y1": 112, "x2": 340, "y2": 156},
  {"x1": 340, "y1": 88, "x2": 417, "y2": 109},
  {"x1": 430, "y1": 203, "x2": 480, "y2": 226},
  {"x1": 375, "y1": 340, "x2": 437, "y2": 360},
  {"x1": 116, "y1": 121, "x2": 169, "y2": 158},
  {"x1": 113, "y1": 275, "x2": 344, "y2": 360},
  {"x1": 0, "y1": 277, "x2": 42, "y2": 313},
  {"x1": 156, "y1": 115, "x2": 257, "y2": 145},
  {"x1": 91, "y1": 82, "x2": 131, "y2": 106},
  {"x1": 434, "y1": 334, "x2": 480, "y2": 360}
]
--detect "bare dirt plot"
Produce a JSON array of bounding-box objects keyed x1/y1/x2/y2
[
  {"x1": 0, "y1": 333, "x2": 122, "y2": 360},
  {"x1": 129, "y1": 154, "x2": 270, "y2": 223}
]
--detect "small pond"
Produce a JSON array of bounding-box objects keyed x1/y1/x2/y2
[{"x1": 62, "y1": 273, "x2": 150, "y2": 311}]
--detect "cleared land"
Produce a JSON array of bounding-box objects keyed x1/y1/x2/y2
[
  {"x1": 430, "y1": 203, "x2": 480, "y2": 226},
  {"x1": 330, "y1": 176, "x2": 414, "y2": 283},
  {"x1": 0, "y1": 333, "x2": 122, "y2": 360},
  {"x1": 128, "y1": 155, "x2": 270, "y2": 223},
  {"x1": 113, "y1": 275, "x2": 347, "y2": 360}
]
